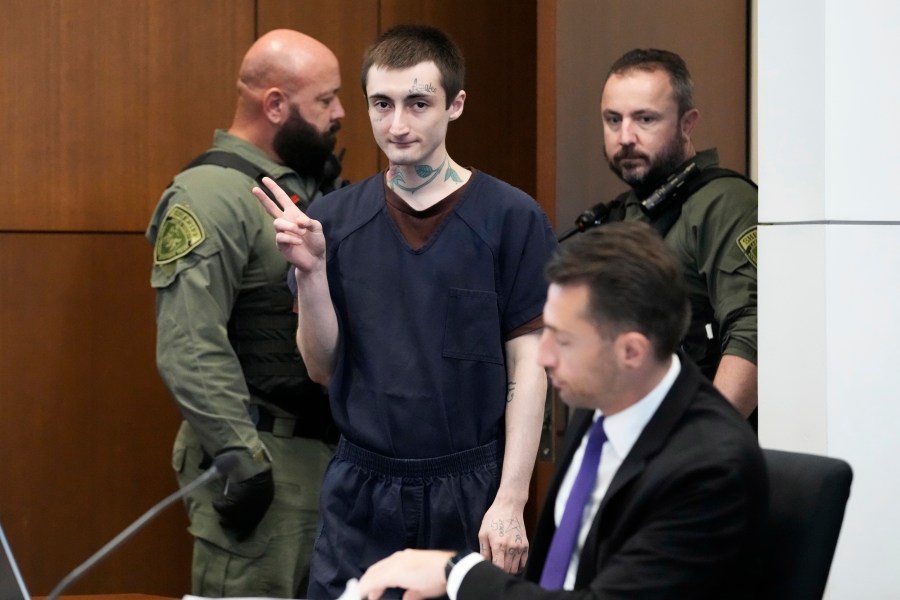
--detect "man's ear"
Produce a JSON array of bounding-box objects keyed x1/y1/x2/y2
[
  {"x1": 448, "y1": 89, "x2": 466, "y2": 121},
  {"x1": 616, "y1": 331, "x2": 653, "y2": 370},
  {"x1": 680, "y1": 107, "x2": 700, "y2": 138},
  {"x1": 262, "y1": 88, "x2": 288, "y2": 125}
]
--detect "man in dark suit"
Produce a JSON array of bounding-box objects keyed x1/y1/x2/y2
[{"x1": 355, "y1": 221, "x2": 767, "y2": 600}]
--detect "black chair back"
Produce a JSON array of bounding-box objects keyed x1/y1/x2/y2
[{"x1": 762, "y1": 448, "x2": 853, "y2": 599}]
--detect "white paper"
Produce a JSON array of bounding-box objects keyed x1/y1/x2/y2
[{"x1": 183, "y1": 578, "x2": 360, "y2": 600}]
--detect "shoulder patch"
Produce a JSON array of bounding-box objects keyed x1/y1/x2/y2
[
  {"x1": 154, "y1": 204, "x2": 206, "y2": 265},
  {"x1": 736, "y1": 226, "x2": 758, "y2": 268}
]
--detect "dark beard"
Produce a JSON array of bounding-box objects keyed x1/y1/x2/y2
[
  {"x1": 273, "y1": 106, "x2": 340, "y2": 182},
  {"x1": 606, "y1": 132, "x2": 687, "y2": 198}
]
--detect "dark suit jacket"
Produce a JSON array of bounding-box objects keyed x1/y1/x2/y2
[{"x1": 459, "y1": 354, "x2": 767, "y2": 599}]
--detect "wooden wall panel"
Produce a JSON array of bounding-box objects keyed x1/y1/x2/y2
[
  {"x1": 0, "y1": 0, "x2": 255, "y2": 233},
  {"x1": 0, "y1": 0, "x2": 257, "y2": 594},
  {"x1": 536, "y1": 0, "x2": 558, "y2": 225},
  {"x1": 528, "y1": 0, "x2": 559, "y2": 532},
  {"x1": 258, "y1": 0, "x2": 381, "y2": 184},
  {"x1": 0, "y1": 232, "x2": 187, "y2": 595}
]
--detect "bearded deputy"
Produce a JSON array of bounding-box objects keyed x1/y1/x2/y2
[
  {"x1": 580, "y1": 48, "x2": 758, "y2": 428},
  {"x1": 145, "y1": 29, "x2": 346, "y2": 598}
]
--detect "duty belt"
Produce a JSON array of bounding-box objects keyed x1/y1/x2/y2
[{"x1": 255, "y1": 407, "x2": 336, "y2": 442}]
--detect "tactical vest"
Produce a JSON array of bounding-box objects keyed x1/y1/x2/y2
[
  {"x1": 179, "y1": 151, "x2": 333, "y2": 428},
  {"x1": 606, "y1": 165, "x2": 757, "y2": 380}
]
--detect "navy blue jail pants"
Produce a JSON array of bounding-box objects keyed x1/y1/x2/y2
[{"x1": 307, "y1": 437, "x2": 500, "y2": 599}]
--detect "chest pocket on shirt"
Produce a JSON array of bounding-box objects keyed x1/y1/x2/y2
[{"x1": 443, "y1": 288, "x2": 504, "y2": 364}]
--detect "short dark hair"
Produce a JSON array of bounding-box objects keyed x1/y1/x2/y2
[
  {"x1": 607, "y1": 48, "x2": 694, "y2": 117},
  {"x1": 545, "y1": 222, "x2": 690, "y2": 360},
  {"x1": 360, "y1": 24, "x2": 465, "y2": 109}
]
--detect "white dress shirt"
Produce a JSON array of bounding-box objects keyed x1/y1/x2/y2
[{"x1": 554, "y1": 354, "x2": 680, "y2": 589}]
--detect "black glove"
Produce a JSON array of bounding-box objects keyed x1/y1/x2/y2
[{"x1": 212, "y1": 452, "x2": 275, "y2": 541}]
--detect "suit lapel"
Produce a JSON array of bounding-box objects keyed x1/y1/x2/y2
[
  {"x1": 575, "y1": 354, "x2": 703, "y2": 582},
  {"x1": 599, "y1": 357, "x2": 701, "y2": 506}
]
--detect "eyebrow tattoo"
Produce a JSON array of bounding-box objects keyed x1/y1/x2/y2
[{"x1": 409, "y1": 78, "x2": 437, "y2": 95}]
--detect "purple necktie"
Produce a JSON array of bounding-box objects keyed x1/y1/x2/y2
[{"x1": 539, "y1": 416, "x2": 607, "y2": 590}]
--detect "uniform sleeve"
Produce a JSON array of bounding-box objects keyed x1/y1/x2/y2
[
  {"x1": 683, "y1": 179, "x2": 758, "y2": 364},
  {"x1": 149, "y1": 184, "x2": 262, "y2": 456}
]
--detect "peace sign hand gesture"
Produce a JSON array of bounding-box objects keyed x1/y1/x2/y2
[{"x1": 252, "y1": 177, "x2": 327, "y2": 274}]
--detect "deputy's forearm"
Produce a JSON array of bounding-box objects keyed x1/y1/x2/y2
[{"x1": 713, "y1": 354, "x2": 758, "y2": 417}]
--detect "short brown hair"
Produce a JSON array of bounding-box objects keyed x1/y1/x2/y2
[
  {"x1": 360, "y1": 24, "x2": 465, "y2": 109},
  {"x1": 607, "y1": 48, "x2": 694, "y2": 118},
  {"x1": 545, "y1": 222, "x2": 690, "y2": 359}
]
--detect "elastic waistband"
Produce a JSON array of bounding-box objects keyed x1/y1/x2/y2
[{"x1": 336, "y1": 437, "x2": 499, "y2": 479}]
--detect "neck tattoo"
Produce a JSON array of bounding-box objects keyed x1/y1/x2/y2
[
  {"x1": 390, "y1": 158, "x2": 447, "y2": 194},
  {"x1": 445, "y1": 164, "x2": 462, "y2": 183}
]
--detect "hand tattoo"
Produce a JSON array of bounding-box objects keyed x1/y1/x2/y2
[{"x1": 491, "y1": 517, "x2": 524, "y2": 541}]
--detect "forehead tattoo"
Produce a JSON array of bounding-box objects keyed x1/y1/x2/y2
[{"x1": 409, "y1": 78, "x2": 437, "y2": 95}]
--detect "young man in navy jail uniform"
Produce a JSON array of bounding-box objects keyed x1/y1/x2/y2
[{"x1": 254, "y1": 25, "x2": 557, "y2": 599}]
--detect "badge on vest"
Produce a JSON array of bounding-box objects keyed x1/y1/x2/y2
[
  {"x1": 737, "y1": 226, "x2": 758, "y2": 268},
  {"x1": 154, "y1": 204, "x2": 206, "y2": 265}
]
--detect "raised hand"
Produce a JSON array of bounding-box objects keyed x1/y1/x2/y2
[{"x1": 252, "y1": 177, "x2": 327, "y2": 274}]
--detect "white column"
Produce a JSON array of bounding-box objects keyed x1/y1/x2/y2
[{"x1": 759, "y1": 1, "x2": 900, "y2": 597}]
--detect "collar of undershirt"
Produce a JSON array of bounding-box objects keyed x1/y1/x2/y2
[{"x1": 382, "y1": 169, "x2": 477, "y2": 250}]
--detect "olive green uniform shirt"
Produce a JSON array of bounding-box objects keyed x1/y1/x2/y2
[
  {"x1": 146, "y1": 129, "x2": 323, "y2": 459},
  {"x1": 623, "y1": 148, "x2": 758, "y2": 368}
]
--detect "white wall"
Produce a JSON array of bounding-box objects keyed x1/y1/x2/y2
[{"x1": 758, "y1": 2, "x2": 900, "y2": 597}]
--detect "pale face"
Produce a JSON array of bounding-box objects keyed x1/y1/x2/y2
[
  {"x1": 601, "y1": 69, "x2": 693, "y2": 188},
  {"x1": 290, "y1": 55, "x2": 345, "y2": 135},
  {"x1": 538, "y1": 283, "x2": 620, "y2": 412},
  {"x1": 365, "y1": 61, "x2": 464, "y2": 167}
]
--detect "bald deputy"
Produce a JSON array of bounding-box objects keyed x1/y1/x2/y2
[{"x1": 146, "y1": 29, "x2": 347, "y2": 597}]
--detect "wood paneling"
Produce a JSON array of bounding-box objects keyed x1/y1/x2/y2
[
  {"x1": 258, "y1": 0, "x2": 381, "y2": 184},
  {"x1": 536, "y1": 0, "x2": 557, "y2": 224},
  {"x1": 0, "y1": 0, "x2": 254, "y2": 233},
  {"x1": 526, "y1": 0, "x2": 558, "y2": 532},
  {"x1": 0, "y1": 232, "x2": 186, "y2": 595}
]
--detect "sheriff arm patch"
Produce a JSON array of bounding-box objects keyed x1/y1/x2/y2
[
  {"x1": 154, "y1": 204, "x2": 206, "y2": 265},
  {"x1": 736, "y1": 226, "x2": 758, "y2": 268}
]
